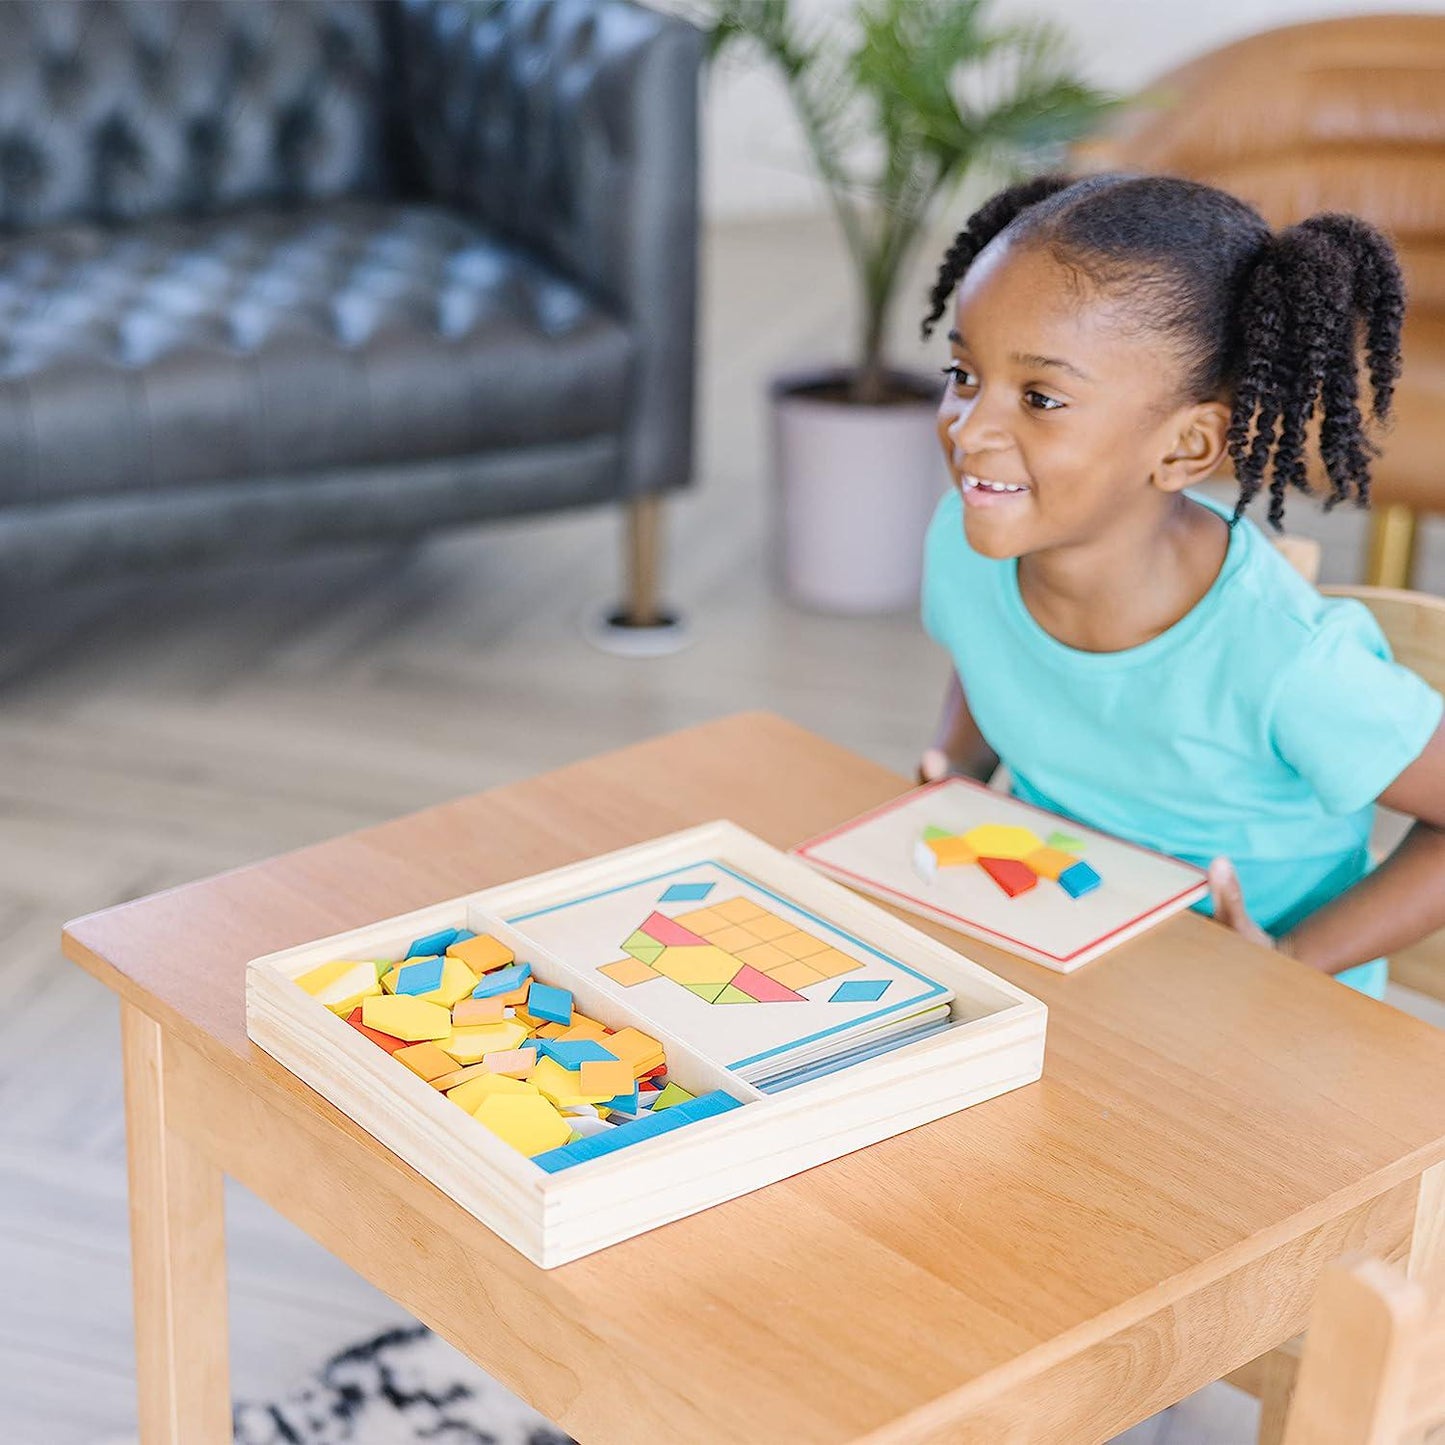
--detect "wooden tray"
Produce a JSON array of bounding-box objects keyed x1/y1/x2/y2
[{"x1": 246, "y1": 821, "x2": 1046, "y2": 1267}]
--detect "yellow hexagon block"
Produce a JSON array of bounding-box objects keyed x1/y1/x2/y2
[
  {"x1": 474, "y1": 1094, "x2": 572, "y2": 1157},
  {"x1": 447, "y1": 1070, "x2": 539, "y2": 1113},
  {"x1": 361, "y1": 994, "x2": 452, "y2": 1042},
  {"x1": 961, "y1": 824, "x2": 1047, "y2": 861},
  {"x1": 294, "y1": 959, "x2": 382, "y2": 1015},
  {"x1": 440, "y1": 1019, "x2": 531, "y2": 1064}
]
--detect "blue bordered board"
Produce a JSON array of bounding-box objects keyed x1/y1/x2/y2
[{"x1": 506, "y1": 858, "x2": 953, "y2": 1086}]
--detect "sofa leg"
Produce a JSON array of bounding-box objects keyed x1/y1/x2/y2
[
  {"x1": 1366, "y1": 504, "x2": 1418, "y2": 588},
  {"x1": 583, "y1": 494, "x2": 691, "y2": 656}
]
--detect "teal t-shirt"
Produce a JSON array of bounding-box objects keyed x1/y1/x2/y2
[{"x1": 921, "y1": 488, "x2": 1443, "y2": 997}]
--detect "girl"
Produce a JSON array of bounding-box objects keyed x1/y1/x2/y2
[{"x1": 917, "y1": 172, "x2": 1445, "y2": 998}]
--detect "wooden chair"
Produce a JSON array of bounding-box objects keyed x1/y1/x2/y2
[
  {"x1": 1074, "y1": 14, "x2": 1445, "y2": 588},
  {"x1": 1230, "y1": 580, "x2": 1445, "y2": 1440},
  {"x1": 1280, "y1": 1255, "x2": 1440, "y2": 1445}
]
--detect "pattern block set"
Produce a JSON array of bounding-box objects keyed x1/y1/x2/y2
[{"x1": 293, "y1": 925, "x2": 739, "y2": 1170}]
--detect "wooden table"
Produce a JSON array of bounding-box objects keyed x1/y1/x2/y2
[{"x1": 62, "y1": 712, "x2": 1445, "y2": 1445}]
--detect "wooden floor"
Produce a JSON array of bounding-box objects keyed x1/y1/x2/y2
[{"x1": 6, "y1": 212, "x2": 1444, "y2": 1444}]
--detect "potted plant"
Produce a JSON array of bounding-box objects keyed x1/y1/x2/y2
[{"x1": 703, "y1": 0, "x2": 1122, "y2": 612}]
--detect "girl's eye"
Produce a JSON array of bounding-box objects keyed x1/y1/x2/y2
[
  {"x1": 1025, "y1": 390, "x2": 1064, "y2": 411},
  {"x1": 940, "y1": 364, "x2": 977, "y2": 390}
]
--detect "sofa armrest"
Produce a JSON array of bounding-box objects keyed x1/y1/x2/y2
[{"x1": 394, "y1": 0, "x2": 704, "y2": 496}]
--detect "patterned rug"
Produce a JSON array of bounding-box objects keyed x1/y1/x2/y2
[{"x1": 232, "y1": 1325, "x2": 576, "y2": 1445}]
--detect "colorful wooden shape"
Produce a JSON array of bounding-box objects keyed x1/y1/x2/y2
[
  {"x1": 393, "y1": 956, "x2": 445, "y2": 997},
  {"x1": 828, "y1": 978, "x2": 890, "y2": 1004},
  {"x1": 344, "y1": 1006, "x2": 410, "y2": 1054},
  {"x1": 393, "y1": 1041, "x2": 460, "y2": 1082},
  {"x1": 605, "y1": 1026, "x2": 665, "y2": 1076},
  {"x1": 650, "y1": 1081, "x2": 696, "y2": 1112},
  {"x1": 527, "y1": 982, "x2": 573, "y2": 1025},
  {"x1": 963, "y1": 824, "x2": 1047, "y2": 862},
  {"x1": 978, "y1": 856, "x2": 1038, "y2": 898},
  {"x1": 361, "y1": 994, "x2": 452, "y2": 1042},
  {"x1": 730, "y1": 964, "x2": 805, "y2": 1003},
  {"x1": 531, "y1": 1092, "x2": 744, "y2": 1172},
  {"x1": 1059, "y1": 860, "x2": 1102, "y2": 898},
  {"x1": 599, "y1": 956, "x2": 660, "y2": 987},
  {"x1": 926, "y1": 835, "x2": 979, "y2": 868},
  {"x1": 295, "y1": 958, "x2": 382, "y2": 1014},
  {"x1": 441, "y1": 1019, "x2": 530, "y2": 1063},
  {"x1": 473, "y1": 1094, "x2": 572, "y2": 1158},
  {"x1": 450, "y1": 994, "x2": 505, "y2": 1027},
  {"x1": 406, "y1": 928, "x2": 460, "y2": 959},
  {"x1": 530, "y1": 1057, "x2": 615, "y2": 1109},
  {"x1": 449, "y1": 1071, "x2": 540, "y2": 1115},
  {"x1": 557, "y1": 1015, "x2": 610, "y2": 1042},
  {"x1": 1047, "y1": 830, "x2": 1084, "y2": 851},
  {"x1": 470, "y1": 961, "x2": 532, "y2": 999},
  {"x1": 446, "y1": 933, "x2": 514, "y2": 973},
  {"x1": 429, "y1": 1062, "x2": 491, "y2": 1092},
  {"x1": 537, "y1": 1039, "x2": 617, "y2": 1069},
  {"x1": 579, "y1": 1059, "x2": 635, "y2": 1098},
  {"x1": 1024, "y1": 846, "x2": 1081, "y2": 882},
  {"x1": 482, "y1": 1047, "x2": 537, "y2": 1078},
  {"x1": 769, "y1": 960, "x2": 826, "y2": 991}
]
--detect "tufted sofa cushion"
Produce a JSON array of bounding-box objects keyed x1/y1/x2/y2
[
  {"x1": 0, "y1": 0, "x2": 391, "y2": 230},
  {"x1": 0, "y1": 200, "x2": 634, "y2": 502}
]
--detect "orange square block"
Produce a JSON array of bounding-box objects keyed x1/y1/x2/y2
[
  {"x1": 745, "y1": 912, "x2": 794, "y2": 942},
  {"x1": 808, "y1": 948, "x2": 862, "y2": 980},
  {"x1": 1024, "y1": 846, "x2": 1080, "y2": 881},
  {"x1": 393, "y1": 1041, "x2": 461, "y2": 1082},
  {"x1": 579, "y1": 1059, "x2": 635, "y2": 1098},
  {"x1": 710, "y1": 896, "x2": 766, "y2": 925},
  {"x1": 447, "y1": 934, "x2": 515, "y2": 972},
  {"x1": 927, "y1": 835, "x2": 978, "y2": 868},
  {"x1": 451, "y1": 995, "x2": 505, "y2": 1027}
]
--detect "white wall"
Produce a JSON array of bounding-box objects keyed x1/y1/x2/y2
[{"x1": 691, "y1": 0, "x2": 1445, "y2": 221}]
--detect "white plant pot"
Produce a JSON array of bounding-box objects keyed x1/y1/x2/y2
[{"x1": 772, "y1": 368, "x2": 949, "y2": 614}]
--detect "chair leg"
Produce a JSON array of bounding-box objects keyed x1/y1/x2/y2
[
  {"x1": 1366, "y1": 505, "x2": 1419, "y2": 588},
  {"x1": 624, "y1": 493, "x2": 663, "y2": 628}
]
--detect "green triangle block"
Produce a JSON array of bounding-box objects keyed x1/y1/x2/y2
[
  {"x1": 1045, "y1": 831, "x2": 1084, "y2": 852},
  {"x1": 685, "y1": 981, "x2": 727, "y2": 1003},
  {"x1": 923, "y1": 825, "x2": 953, "y2": 841},
  {"x1": 623, "y1": 930, "x2": 666, "y2": 965},
  {"x1": 714, "y1": 984, "x2": 757, "y2": 1004}
]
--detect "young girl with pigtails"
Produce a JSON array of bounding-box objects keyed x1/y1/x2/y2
[{"x1": 917, "y1": 172, "x2": 1445, "y2": 997}]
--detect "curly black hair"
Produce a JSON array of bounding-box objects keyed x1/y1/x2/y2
[{"x1": 921, "y1": 173, "x2": 1405, "y2": 530}]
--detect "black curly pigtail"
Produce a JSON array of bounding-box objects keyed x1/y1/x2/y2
[
  {"x1": 921, "y1": 174, "x2": 1078, "y2": 340},
  {"x1": 1228, "y1": 215, "x2": 1405, "y2": 529}
]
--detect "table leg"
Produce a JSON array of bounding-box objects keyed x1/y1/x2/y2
[
  {"x1": 122, "y1": 1004, "x2": 232, "y2": 1444},
  {"x1": 1407, "y1": 1160, "x2": 1445, "y2": 1291}
]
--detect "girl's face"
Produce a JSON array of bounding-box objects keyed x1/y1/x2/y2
[{"x1": 935, "y1": 237, "x2": 1219, "y2": 560}]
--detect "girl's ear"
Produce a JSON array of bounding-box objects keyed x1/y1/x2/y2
[{"x1": 1154, "y1": 400, "x2": 1232, "y2": 495}]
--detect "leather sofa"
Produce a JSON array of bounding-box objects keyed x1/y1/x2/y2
[
  {"x1": 0, "y1": 0, "x2": 701, "y2": 626},
  {"x1": 1075, "y1": 14, "x2": 1445, "y2": 589}
]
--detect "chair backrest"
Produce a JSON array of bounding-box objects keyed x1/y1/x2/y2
[{"x1": 1282, "y1": 1256, "x2": 1442, "y2": 1445}]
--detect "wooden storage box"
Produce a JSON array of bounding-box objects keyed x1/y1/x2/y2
[{"x1": 246, "y1": 821, "x2": 1046, "y2": 1267}]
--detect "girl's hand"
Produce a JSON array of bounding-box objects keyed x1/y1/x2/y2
[{"x1": 1207, "y1": 857, "x2": 1277, "y2": 951}]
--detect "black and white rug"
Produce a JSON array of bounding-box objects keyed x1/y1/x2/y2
[{"x1": 232, "y1": 1325, "x2": 576, "y2": 1445}]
